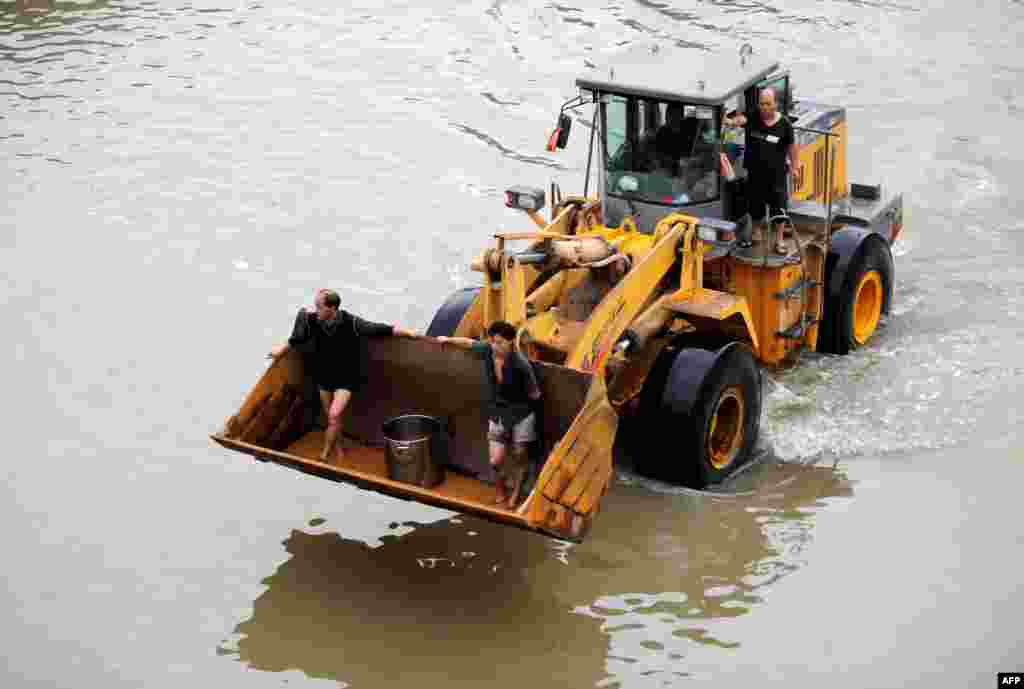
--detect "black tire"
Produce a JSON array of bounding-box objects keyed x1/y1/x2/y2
[
  {"x1": 818, "y1": 239, "x2": 893, "y2": 355},
  {"x1": 630, "y1": 343, "x2": 762, "y2": 487},
  {"x1": 425, "y1": 288, "x2": 481, "y2": 338},
  {"x1": 689, "y1": 346, "x2": 762, "y2": 486}
]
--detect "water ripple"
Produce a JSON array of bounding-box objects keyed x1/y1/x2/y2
[
  {"x1": 2, "y1": 37, "x2": 127, "y2": 49},
  {"x1": 449, "y1": 122, "x2": 569, "y2": 170},
  {"x1": 632, "y1": 0, "x2": 698, "y2": 23},
  {"x1": 0, "y1": 47, "x2": 96, "y2": 63},
  {"x1": 0, "y1": 90, "x2": 67, "y2": 100},
  {"x1": 833, "y1": 0, "x2": 920, "y2": 11},
  {"x1": 480, "y1": 90, "x2": 520, "y2": 107},
  {"x1": 613, "y1": 7, "x2": 713, "y2": 49}
]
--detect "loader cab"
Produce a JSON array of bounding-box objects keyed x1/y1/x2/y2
[
  {"x1": 603, "y1": 96, "x2": 720, "y2": 215},
  {"x1": 576, "y1": 55, "x2": 783, "y2": 234}
]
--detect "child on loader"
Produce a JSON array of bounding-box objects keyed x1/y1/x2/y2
[{"x1": 436, "y1": 321, "x2": 542, "y2": 509}]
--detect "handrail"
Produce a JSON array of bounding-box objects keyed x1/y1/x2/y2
[
  {"x1": 790, "y1": 123, "x2": 838, "y2": 240},
  {"x1": 790, "y1": 123, "x2": 838, "y2": 361},
  {"x1": 793, "y1": 124, "x2": 840, "y2": 138}
]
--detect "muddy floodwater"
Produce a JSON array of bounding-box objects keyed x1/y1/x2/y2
[{"x1": 3, "y1": 0, "x2": 1023, "y2": 686}]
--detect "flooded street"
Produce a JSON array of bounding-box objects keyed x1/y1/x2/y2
[{"x1": 3, "y1": 0, "x2": 1023, "y2": 686}]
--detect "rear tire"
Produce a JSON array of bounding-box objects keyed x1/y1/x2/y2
[
  {"x1": 819, "y1": 239, "x2": 892, "y2": 354},
  {"x1": 849, "y1": 267, "x2": 883, "y2": 347},
  {"x1": 631, "y1": 343, "x2": 761, "y2": 487}
]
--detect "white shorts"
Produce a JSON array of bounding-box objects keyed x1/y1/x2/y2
[{"x1": 487, "y1": 413, "x2": 537, "y2": 445}]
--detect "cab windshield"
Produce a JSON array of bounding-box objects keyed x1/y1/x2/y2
[{"x1": 603, "y1": 95, "x2": 720, "y2": 206}]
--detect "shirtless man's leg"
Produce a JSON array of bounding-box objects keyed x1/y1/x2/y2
[{"x1": 319, "y1": 387, "x2": 352, "y2": 463}]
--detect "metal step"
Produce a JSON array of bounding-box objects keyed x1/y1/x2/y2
[
  {"x1": 776, "y1": 314, "x2": 818, "y2": 340},
  {"x1": 773, "y1": 278, "x2": 819, "y2": 301}
]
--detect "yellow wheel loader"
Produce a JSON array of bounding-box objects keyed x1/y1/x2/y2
[{"x1": 212, "y1": 48, "x2": 902, "y2": 542}]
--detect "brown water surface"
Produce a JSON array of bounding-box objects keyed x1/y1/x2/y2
[{"x1": 2, "y1": 0, "x2": 1023, "y2": 686}]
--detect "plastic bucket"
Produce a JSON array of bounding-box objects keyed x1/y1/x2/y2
[{"x1": 381, "y1": 415, "x2": 447, "y2": 488}]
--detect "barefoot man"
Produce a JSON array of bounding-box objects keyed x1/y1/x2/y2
[
  {"x1": 269, "y1": 289, "x2": 417, "y2": 463},
  {"x1": 437, "y1": 321, "x2": 542, "y2": 509}
]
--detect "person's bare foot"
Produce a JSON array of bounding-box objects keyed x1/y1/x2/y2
[
  {"x1": 318, "y1": 447, "x2": 343, "y2": 464},
  {"x1": 505, "y1": 475, "x2": 523, "y2": 510}
]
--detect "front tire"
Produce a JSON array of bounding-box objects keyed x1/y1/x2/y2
[
  {"x1": 425, "y1": 287, "x2": 481, "y2": 338},
  {"x1": 689, "y1": 349, "x2": 761, "y2": 486},
  {"x1": 632, "y1": 343, "x2": 762, "y2": 487}
]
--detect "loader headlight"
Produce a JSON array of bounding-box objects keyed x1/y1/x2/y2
[
  {"x1": 505, "y1": 185, "x2": 546, "y2": 212},
  {"x1": 696, "y1": 218, "x2": 738, "y2": 244},
  {"x1": 697, "y1": 226, "x2": 718, "y2": 243}
]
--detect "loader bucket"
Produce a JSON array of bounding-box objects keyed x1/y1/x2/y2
[{"x1": 212, "y1": 337, "x2": 603, "y2": 540}]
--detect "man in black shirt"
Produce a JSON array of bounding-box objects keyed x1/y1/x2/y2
[
  {"x1": 268, "y1": 289, "x2": 418, "y2": 463},
  {"x1": 437, "y1": 321, "x2": 542, "y2": 509},
  {"x1": 726, "y1": 88, "x2": 796, "y2": 254}
]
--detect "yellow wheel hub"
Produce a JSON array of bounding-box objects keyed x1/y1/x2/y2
[
  {"x1": 852, "y1": 270, "x2": 883, "y2": 345},
  {"x1": 707, "y1": 385, "x2": 745, "y2": 470}
]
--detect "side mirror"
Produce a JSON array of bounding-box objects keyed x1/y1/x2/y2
[
  {"x1": 546, "y1": 113, "x2": 573, "y2": 151},
  {"x1": 556, "y1": 113, "x2": 572, "y2": 148}
]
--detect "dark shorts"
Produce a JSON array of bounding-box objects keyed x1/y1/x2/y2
[
  {"x1": 747, "y1": 178, "x2": 788, "y2": 222},
  {"x1": 313, "y1": 368, "x2": 361, "y2": 393}
]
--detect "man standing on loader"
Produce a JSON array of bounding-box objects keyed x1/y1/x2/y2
[
  {"x1": 268, "y1": 289, "x2": 419, "y2": 464},
  {"x1": 726, "y1": 87, "x2": 796, "y2": 255}
]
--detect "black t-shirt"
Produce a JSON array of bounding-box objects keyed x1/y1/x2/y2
[
  {"x1": 743, "y1": 112, "x2": 794, "y2": 185},
  {"x1": 287, "y1": 309, "x2": 393, "y2": 388},
  {"x1": 653, "y1": 119, "x2": 699, "y2": 164},
  {"x1": 470, "y1": 342, "x2": 540, "y2": 428}
]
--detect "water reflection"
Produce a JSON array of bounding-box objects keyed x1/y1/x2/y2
[
  {"x1": 227, "y1": 518, "x2": 610, "y2": 687},
  {"x1": 3, "y1": 0, "x2": 108, "y2": 21},
  {"x1": 226, "y1": 461, "x2": 851, "y2": 687},
  {"x1": 580, "y1": 462, "x2": 853, "y2": 683},
  {"x1": 14, "y1": 0, "x2": 48, "y2": 16}
]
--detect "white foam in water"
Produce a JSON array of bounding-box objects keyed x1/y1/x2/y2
[
  {"x1": 616, "y1": 311, "x2": 1021, "y2": 488},
  {"x1": 619, "y1": 299, "x2": 1024, "y2": 480},
  {"x1": 762, "y1": 322, "x2": 1019, "y2": 462}
]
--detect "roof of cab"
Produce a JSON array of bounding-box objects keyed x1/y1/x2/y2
[{"x1": 575, "y1": 53, "x2": 780, "y2": 106}]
